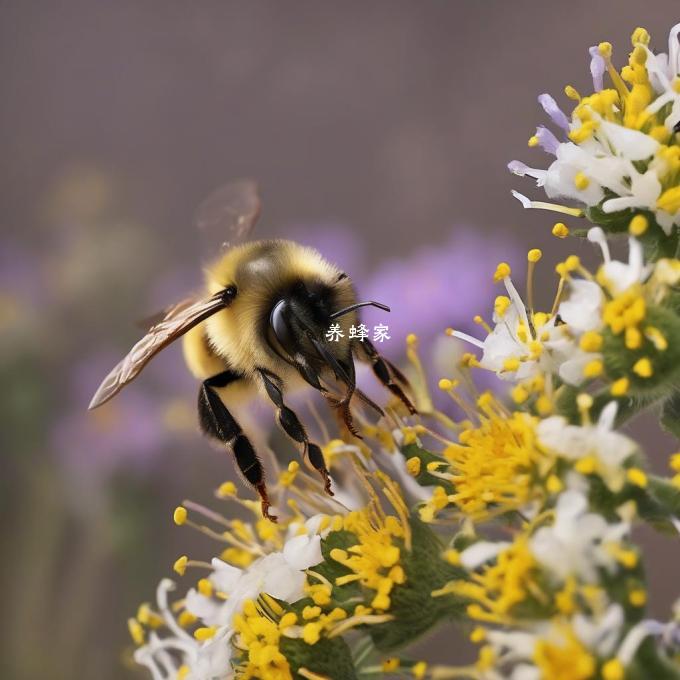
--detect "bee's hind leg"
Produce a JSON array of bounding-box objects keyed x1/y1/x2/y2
[
  {"x1": 257, "y1": 368, "x2": 333, "y2": 496},
  {"x1": 357, "y1": 339, "x2": 417, "y2": 415},
  {"x1": 199, "y1": 371, "x2": 277, "y2": 522}
]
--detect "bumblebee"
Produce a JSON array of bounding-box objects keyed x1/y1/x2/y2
[{"x1": 89, "y1": 181, "x2": 415, "y2": 520}]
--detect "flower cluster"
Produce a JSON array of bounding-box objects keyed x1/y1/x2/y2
[
  {"x1": 129, "y1": 22, "x2": 680, "y2": 680},
  {"x1": 510, "y1": 24, "x2": 680, "y2": 245}
]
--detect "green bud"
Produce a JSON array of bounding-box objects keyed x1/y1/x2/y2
[
  {"x1": 603, "y1": 305, "x2": 680, "y2": 399},
  {"x1": 280, "y1": 635, "x2": 358, "y2": 679}
]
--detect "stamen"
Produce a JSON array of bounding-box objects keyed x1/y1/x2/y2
[
  {"x1": 512, "y1": 190, "x2": 584, "y2": 216},
  {"x1": 473, "y1": 315, "x2": 492, "y2": 333},
  {"x1": 526, "y1": 248, "x2": 542, "y2": 323},
  {"x1": 448, "y1": 329, "x2": 485, "y2": 349},
  {"x1": 550, "y1": 275, "x2": 567, "y2": 317}
]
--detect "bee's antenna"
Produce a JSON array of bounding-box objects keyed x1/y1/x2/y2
[{"x1": 329, "y1": 301, "x2": 390, "y2": 320}]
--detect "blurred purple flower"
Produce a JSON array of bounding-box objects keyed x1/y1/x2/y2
[
  {"x1": 363, "y1": 229, "x2": 520, "y2": 356},
  {"x1": 52, "y1": 352, "x2": 196, "y2": 485}
]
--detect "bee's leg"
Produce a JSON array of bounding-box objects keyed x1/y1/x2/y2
[
  {"x1": 357, "y1": 339, "x2": 417, "y2": 415},
  {"x1": 199, "y1": 371, "x2": 277, "y2": 522},
  {"x1": 257, "y1": 368, "x2": 333, "y2": 496}
]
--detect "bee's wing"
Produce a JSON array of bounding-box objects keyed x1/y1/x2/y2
[
  {"x1": 194, "y1": 179, "x2": 261, "y2": 256},
  {"x1": 89, "y1": 291, "x2": 227, "y2": 410},
  {"x1": 136, "y1": 297, "x2": 198, "y2": 330}
]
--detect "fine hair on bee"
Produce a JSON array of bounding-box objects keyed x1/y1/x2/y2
[{"x1": 89, "y1": 181, "x2": 416, "y2": 522}]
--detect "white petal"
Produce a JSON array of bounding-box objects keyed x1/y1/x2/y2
[
  {"x1": 461, "y1": 541, "x2": 510, "y2": 570},
  {"x1": 599, "y1": 121, "x2": 660, "y2": 160},
  {"x1": 283, "y1": 534, "x2": 323, "y2": 570}
]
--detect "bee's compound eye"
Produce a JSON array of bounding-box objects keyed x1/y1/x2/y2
[
  {"x1": 269, "y1": 299, "x2": 295, "y2": 356},
  {"x1": 222, "y1": 285, "x2": 237, "y2": 303}
]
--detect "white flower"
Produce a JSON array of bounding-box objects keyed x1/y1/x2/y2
[
  {"x1": 451, "y1": 269, "x2": 570, "y2": 383},
  {"x1": 530, "y1": 490, "x2": 629, "y2": 583},
  {"x1": 133, "y1": 579, "x2": 234, "y2": 680},
  {"x1": 588, "y1": 227, "x2": 651, "y2": 295},
  {"x1": 186, "y1": 515, "x2": 325, "y2": 627},
  {"x1": 537, "y1": 402, "x2": 637, "y2": 491}
]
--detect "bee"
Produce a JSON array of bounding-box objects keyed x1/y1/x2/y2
[{"x1": 89, "y1": 181, "x2": 415, "y2": 521}]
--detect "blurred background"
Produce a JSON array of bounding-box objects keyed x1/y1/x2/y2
[{"x1": 2, "y1": 2, "x2": 680, "y2": 677}]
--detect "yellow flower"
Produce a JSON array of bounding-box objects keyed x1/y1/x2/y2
[{"x1": 442, "y1": 408, "x2": 545, "y2": 521}]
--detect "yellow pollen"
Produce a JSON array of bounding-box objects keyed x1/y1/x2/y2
[
  {"x1": 631, "y1": 27, "x2": 650, "y2": 46},
  {"x1": 470, "y1": 627, "x2": 487, "y2": 643},
  {"x1": 579, "y1": 331, "x2": 603, "y2": 352},
  {"x1": 574, "y1": 171, "x2": 590, "y2": 190},
  {"x1": 629, "y1": 589, "x2": 647, "y2": 606},
  {"x1": 406, "y1": 456, "x2": 421, "y2": 477},
  {"x1": 527, "y1": 248, "x2": 542, "y2": 263},
  {"x1": 564, "y1": 85, "x2": 581, "y2": 100},
  {"x1": 406, "y1": 333, "x2": 418, "y2": 346},
  {"x1": 444, "y1": 549, "x2": 461, "y2": 565},
  {"x1": 493, "y1": 262, "x2": 512, "y2": 282},
  {"x1": 173, "y1": 506, "x2": 188, "y2": 526},
  {"x1": 626, "y1": 468, "x2": 648, "y2": 488},
  {"x1": 575, "y1": 456, "x2": 598, "y2": 475},
  {"x1": 536, "y1": 394, "x2": 553, "y2": 416},
  {"x1": 565, "y1": 255, "x2": 580, "y2": 271},
  {"x1": 178, "y1": 611, "x2": 197, "y2": 627},
  {"x1": 217, "y1": 481, "x2": 237, "y2": 497},
  {"x1": 611, "y1": 377, "x2": 630, "y2": 396},
  {"x1": 552, "y1": 222, "x2": 570, "y2": 238},
  {"x1": 197, "y1": 578, "x2": 213, "y2": 597},
  {"x1": 547, "y1": 474, "x2": 563, "y2": 494},
  {"x1": 494, "y1": 295, "x2": 511, "y2": 317},
  {"x1": 193, "y1": 626, "x2": 217, "y2": 641},
  {"x1": 511, "y1": 385, "x2": 529, "y2": 404},
  {"x1": 602, "y1": 659, "x2": 625, "y2": 680},
  {"x1": 633, "y1": 357, "x2": 653, "y2": 378},
  {"x1": 438, "y1": 378, "x2": 454, "y2": 391},
  {"x1": 583, "y1": 360, "x2": 604, "y2": 379},
  {"x1": 528, "y1": 135, "x2": 539, "y2": 147},
  {"x1": 381, "y1": 658, "x2": 400, "y2": 672},
  {"x1": 657, "y1": 186, "x2": 680, "y2": 214},
  {"x1": 598, "y1": 41, "x2": 612, "y2": 58},
  {"x1": 127, "y1": 618, "x2": 145, "y2": 646},
  {"x1": 173, "y1": 555, "x2": 189, "y2": 576},
  {"x1": 412, "y1": 661, "x2": 428, "y2": 679},
  {"x1": 502, "y1": 357, "x2": 521, "y2": 372},
  {"x1": 625, "y1": 326, "x2": 642, "y2": 350},
  {"x1": 629, "y1": 214, "x2": 648, "y2": 235}
]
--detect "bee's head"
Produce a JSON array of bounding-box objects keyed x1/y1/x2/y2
[{"x1": 267, "y1": 278, "x2": 347, "y2": 364}]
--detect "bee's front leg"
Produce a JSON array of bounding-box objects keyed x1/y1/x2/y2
[
  {"x1": 257, "y1": 368, "x2": 333, "y2": 496},
  {"x1": 199, "y1": 371, "x2": 277, "y2": 522},
  {"x1": 357, "y1": 339, "x2": 417, "y2": 415}
]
